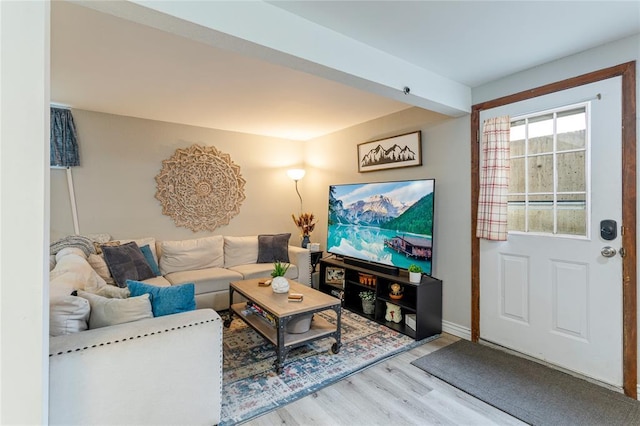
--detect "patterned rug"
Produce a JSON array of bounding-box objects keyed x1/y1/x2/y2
[{"x1": 220, "y1": 309, "x2": 427, "y2": 425}]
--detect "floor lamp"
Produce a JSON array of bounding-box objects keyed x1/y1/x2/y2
[{"x1": 287, "y1": 168, "x2": 306, "y2": 213}]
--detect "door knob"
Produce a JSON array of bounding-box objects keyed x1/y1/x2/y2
[{"x1": 601, "y1": 246, "x2": 617, "y2": 258}]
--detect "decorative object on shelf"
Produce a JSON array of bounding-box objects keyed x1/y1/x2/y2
[
  {"x1": 325, "y1": 267, "x2": 345, "y2": 285},
  {"x1": 389, "y1": 282, "x2": 403, "y2": 300},
  {"x1": 291, "y1": 212, "x2": 316, "y2": 248},
  {"x1": 357, "y1": 131, "x2": 421, "y2": 173},
  {"x1": 155, "y1": 144, "x2": 246, "y2": 232},
  {"x1": 385, "y1": 302, "x2": 402, "y2": 323},
  {"x1": 271, "y1": 261, "x2": 290, "y2": 294},
  {"x1": 405, "y1": 313, "x2": 416, "y2": 330},
  {"x1": 408, "y1": 264, "x2": 423, "y2": 283},
  {"x1": 359, "y1": 291, "x2": 376, "y2": 315},
  {"x1": 285, "y1": 313, "x2": 313, "y2": 334},
  {"x1": 358, "y1": 273, "x2": 377, "y2": 287}
]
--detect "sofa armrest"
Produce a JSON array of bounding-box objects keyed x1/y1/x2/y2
[
  {"x1": 49, "y1": 309, "x2": 222, "y2": 426},
  {"x1": 288, "y1": 245, "x2": 311, "y2": 286}
]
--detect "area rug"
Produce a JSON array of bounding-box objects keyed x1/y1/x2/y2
[
  {"x1": 412, "y1": 339, "x2": 640, "y2": 426},
  {"x1": 221, "y1": 309, "x2": 427, "y2": 425}
]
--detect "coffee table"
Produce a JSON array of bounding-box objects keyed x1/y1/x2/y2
[{"x1": 224, "y1": 278, "x2": 342, "y2": 373}]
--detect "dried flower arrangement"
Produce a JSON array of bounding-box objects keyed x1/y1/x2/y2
[{"x1": 291, "y1": 212, "x2": 317, "y2": 237}]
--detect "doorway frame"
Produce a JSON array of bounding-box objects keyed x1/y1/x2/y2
[{"x1": 470, "y1": 61, "x2": 637, "y2": 398}]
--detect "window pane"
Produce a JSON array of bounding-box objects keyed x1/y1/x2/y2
[
  {"x1": 557, "y1": 108, "x2": 586, "y2": 151},
  {"x1": 507, "y1": 104, "x2": 589, "y2": 238},
  {"x1": 528, "y1": 155, "x2": 553, "y2": 193},
  {"x1": 557, "y1": 193, "x2": 586, "y2": 235},
  {"x1": 557, "y1": 151, "x2": 585, "y2": 192},
  {"x1": 528, "y1": 200, "x2": 554, "y2": 233},
  {"x1": 529, "y1": 135, "x2": 553, "y2": 154},
  {"x1": 528, "y1": 114, "x2": 554, "y2": 154},
  {"x1": 510, "y1": 157, "x2": 525, "y2": 193},
  {"x1": 507, "y1": 196, "x2": 525, "y2": 232},
  {"x1": 510, "y1": 119, "x2": 526, "y2": 156},
  {"x1": 557, "y1": 130, "x2": 586, "y2": 151},
  {"x1": 511, "y1": 138, "x2": 525, "y2": 157}
]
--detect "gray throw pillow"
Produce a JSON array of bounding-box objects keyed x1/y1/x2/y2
[
  {"x1": 102, "y1": 241, "x2": 155, "y2": 288},
  {"x1": 257, "y1": 233, "x2": 291, "y2": 263}
]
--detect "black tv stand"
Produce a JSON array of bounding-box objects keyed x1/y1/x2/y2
[
  {"x1": 343, "y1": 257, "x2": 399, "y2": 276},
  {"x1": 318, "y1": 257, "x2": 442, "y2": 340}
]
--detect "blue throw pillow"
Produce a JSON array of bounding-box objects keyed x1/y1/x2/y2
[
  {"x1": 126, "y1": 280, "x2": 196, "y2": 317},
  {"x1": 139, "y1": 244, "x2": 161, "y2": 276}
]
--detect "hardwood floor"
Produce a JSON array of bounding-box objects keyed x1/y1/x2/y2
[{"x1": 244, "y1": 333, "x2": 526, "y2": 425}]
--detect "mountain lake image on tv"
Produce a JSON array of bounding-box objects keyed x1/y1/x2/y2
[{"x1": 327, "y1": 179, "x2": 435, "y2": 275}]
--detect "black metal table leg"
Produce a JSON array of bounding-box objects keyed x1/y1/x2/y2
[
  {"x1": 224, "y1": 287, "x2": 235, "y2": 328},
  {"x1": 330, "y1": 306, "x2": 342, "y2": 354}
]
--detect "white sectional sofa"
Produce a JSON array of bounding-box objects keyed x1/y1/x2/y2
[
  {"x1": 49, "y1": 309, "x2": 223, "y2": 425},
  {"x1": 84, "y1": 234, "x2": 311, "y2": 311},
  {"x1": 48, "y1": 233, "x2": 311, "y2": 425},
  {"x1": 154, "y1": 235, "x2": 311, "y2": 311}
]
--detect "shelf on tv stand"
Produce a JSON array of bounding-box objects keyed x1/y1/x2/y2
[{"x1": 318, "y1": 257, "x2": 442, "y2": 340}]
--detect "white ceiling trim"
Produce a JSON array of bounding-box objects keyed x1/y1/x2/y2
[{"x1": 108, "y1": 0, "x2": 471, "y2": 116}]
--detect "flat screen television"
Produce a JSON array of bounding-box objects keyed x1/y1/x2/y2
[{"x1": 327, "y1": 178, "x2": 435, "y2": 275}]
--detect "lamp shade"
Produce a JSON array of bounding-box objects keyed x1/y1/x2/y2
[{"x1": 287, "y1": 168, "x2": 306, "y2": 181}]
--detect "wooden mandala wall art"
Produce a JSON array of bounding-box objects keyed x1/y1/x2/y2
[{"x1": 155, "y1": 144, "x2": 246, "y2": 232}]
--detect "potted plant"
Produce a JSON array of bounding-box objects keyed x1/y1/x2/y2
[
  {"x1": 359, "y1": 290, "x2": 376, "y2": 315},
  {"x1": 292, "y1": 212, "x2": 316, "y2": 248},
  {"x1": 271, "y1": 261, "x2": 290, "y2": 293},
  {"x1": 408, "y1": 264, "x2": 422, "y2": 283}
]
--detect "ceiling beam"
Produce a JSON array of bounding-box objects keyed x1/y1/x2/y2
[{"x1": 78, "y1": 0, "x2": 471, "y2": 116}]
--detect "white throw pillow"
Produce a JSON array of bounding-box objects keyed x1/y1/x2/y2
[
  {"x1": 159, "y1": 235, "x2": 224, "y2": 275},
  {"x1": 89, "y1": 285, "x2": 131, "y2": 299},
  {"x1": 87, "y1": 254, "x2": 116, "y2": 285},
  {"x1": 50, "y1": 250, "x2": 108, "y2": 299},
  {"x1": 49, "y1": 296, "x2": 90, "y2": 336},
  {"x1": 224, "y1": 236, "x2": 259, "y2": 268},
  {"x1": 77, "y1": 291, "x2": 153, "y2": 329}
]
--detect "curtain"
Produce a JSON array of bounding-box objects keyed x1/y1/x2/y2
[
  {"x1": 50, "y1": 107, "x2": 79, "y2": 167},
  {"x1": 476, "y1": 115, "x2": 510, "y2": 241}
]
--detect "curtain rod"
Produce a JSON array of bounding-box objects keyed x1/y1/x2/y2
[{"x1": 50, "y1": 103, "x2": 71, "y2": 110}]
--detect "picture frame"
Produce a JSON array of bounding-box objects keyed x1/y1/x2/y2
[
  {"x1": 325, "y1": 267, "x2": 345, "y2": 285},
  {"x1": 357, "y1": 131, "x2": 422, "y2": 172}
]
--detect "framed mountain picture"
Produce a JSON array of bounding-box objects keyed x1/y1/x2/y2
[{"x1": 357, "y1": 131, "x2": 422, "y2": 172}]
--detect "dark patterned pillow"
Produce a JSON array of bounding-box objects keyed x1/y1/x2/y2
[
  {"x1": 257, "y1": 233, "x2": 291, "y2": 263},
  {"x1": 102, "y1": 242, "x2": 155, "y2": 288}
]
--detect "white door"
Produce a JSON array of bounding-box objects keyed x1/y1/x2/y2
[{"x1": 480, "y1": 77, "x2": 623, "y2": 388}]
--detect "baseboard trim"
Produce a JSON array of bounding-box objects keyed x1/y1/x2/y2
[
  {"x1": 442, "y1": 320, "x2": 471, "y2": 340},
  {"x1": 637, "y1": 385, "x2": 640, "y2": 400}
]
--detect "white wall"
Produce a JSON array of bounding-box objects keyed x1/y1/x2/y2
[
  {"x1": 51, "y1": 109, "x2": 306, "y2": 242},
  {"x1": 0, "y1": 1, "x2": 49, "y2": 423}
]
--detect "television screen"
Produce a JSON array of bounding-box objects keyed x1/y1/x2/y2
[{"x1": 327, "y1": 179, "x2": 435, "y2": 275}]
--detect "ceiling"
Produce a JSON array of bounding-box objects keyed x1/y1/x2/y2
[{"x1": 51, "y1": 1, "x2": 640, "y2": 141}]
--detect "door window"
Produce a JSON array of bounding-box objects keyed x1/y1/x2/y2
[{"x1": 508, "y1": 105, "x2": 589, "y2": 237}]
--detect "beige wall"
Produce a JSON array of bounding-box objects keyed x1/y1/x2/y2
[
  {"x1": 51, "y1": 109, "x2": 306, "y2": 242},
  {"x1": 51, "y1": 107, "x2": 473, "y2": 331},
  {"x1": 305, "y1": 107, "x2": 472, "y2": 329}
]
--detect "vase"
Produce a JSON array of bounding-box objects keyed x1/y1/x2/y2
[
  {"x1": 409, "y1": 271, "x2": 422, "y2": 283},
  {"x1": 301, "y1": 235, "x2": 310, "y2": 248},
  {"x1": 271, "y1": 276, "x2": 290, "y2": 293},
  {"x1": 361, "y1": 299, "x2": 375, "y2": 315}
]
